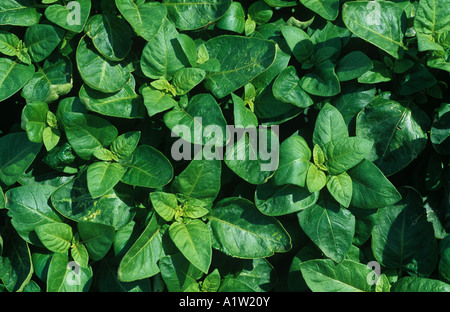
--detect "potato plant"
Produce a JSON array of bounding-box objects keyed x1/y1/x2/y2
[{"x1": 0, "y1": 0, "x2": 449, "y2": 293}]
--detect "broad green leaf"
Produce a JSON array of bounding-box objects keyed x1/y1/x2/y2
[
  {"x1": 280, "y1": 25, "x2": 314, "y2": 63},
  {"x1": 273, "y1": 135, "x2": 311, "y2": 187},
  {"x1": 171, "y1": 159, "x2": 221, "y2": 205},
  {"x1": 45, "y1": 0, "x2": 91, "y2": 33},
  {"x1": 159, "y1": 253, "x2": 203, "y2": 292},
  {"x1": 313, "y1": 103, "x2": 349, "y2": 147},
  {"x1": 120, "y1": 145, "x2": 173, "y2": 188},
  {"x1": 0, "y1": 30, "x2": 21, "y2": 56},
  {"x1": 357, "y1": 60, "x2": 392, "y2": 83},
  {"x1": 202, "y1": 269, "x2": 221, "y2": 292},
  {"x1": 0, "y1": 231, "x2": 33, "y2": 292},
  {"x1": 300, "y1": 60, "x2": 340, "y2": 97},
  {"x1": 263, "y1": 0, "x2": 297, "y2": 7},
  {"x1": 397, "y1": 63, "x2": 437, "y2": 95},
  {"x1": 22, "y1": 53, "x2": 73, "y2": 103},
  {"x1": 0, "y1": 58, "x2": 35, "y2": 102},
  {"x1": 24, "y1": 24, "x2": 65, "y2": 63},
  {"x1": 333, "y1": 84, "x2": 376, "y2": 127},
  {"x1": 414, "y1": 0, "x2": 450, "y2": 52},
  {"x1": 142, "y1": 87, "x2": 178, "y2": 117},
  {"x1": 391, "y1": 277, "x2": 450, "y2": 292},
  {"x1": 306, "y1": 164, "x2": 327, "y2": 193},
  {"x1": 62, "y1": 112, "x2": 118, "y2": 160},
  {"x1": 140, "y1": 18, "x2": 189, "y2": 79},
  {"x1": 299, "y1": 0, "x2": 339, "y2": 21},
  {"x1": 224, "y1": 128, "x2": 279, "y2": 185},
  {"x1": 439, "y1": 235, "x2": 450, "y2": 282},
  {"x1": 85, "y1": 14, "x2": 133, "y2": 61},
  {"x1": 372, "y1": 187, "x2": 438, "y2": 276},
  {"x1": 0, "y1": 132, "x2": 42, "y2": 186},
  {"x1": 298, "y1": 198, "x2": 355, "y2": 262},
  {"x1": 430, "y1": 103, "x2": 450, "y2": 155},
  {"x1": 35, "y1": 223, "x2": 73, "y2": 254},
  {"x1": 356, "y1": 99, "x2": 430, "y2": 176},
  {"x1": 326, "y1": 172, "x2": 353, "y2": 208},
  {"x1": 336, "y1": 51, "x2": 373, "y2": 81},
  {"x1": 118, "y1": 215, "x2": 163, "y2": 282},
  {"x1": 110, "y1": 131, "x2": 141, "y2": 160},
  {"x1": 6, "y1": 185, "x2": 62, "y2": 247},
  {"x1": 208, "y1": 197, "x2": 291, "y2": 258},
  {"x1": 204, "y1": 35, "x2": 277, "y2": 99},
  {"x1": 215, "y1": 1, "x2": 245, "y2": 34},
  {"x1": 163, "y1": 0, "x2": 232, "y2": 31},
  {"x1": 272, "y1": 66, "x2": 313, "y2": 108},
  {"x1": 255, "y1": 182, "x2": 319, "y2": 216},
  {"x1": 169, "y1": 219, "x2": 212, "y2": 274},
  {"x1": 232, "y1": 93, "x2": 258, "y2": 128},
  {"x1": 80, "y1": 76, "x2": 144, "y2": 119},
  {"x1": 299, "y1": 259, "x2": 374, "y2": 292},
  {"x1": 150, "y1": 191, "x2": 178, "y2": 222},
  {"x1": 87, "y1": 162, "x2": 125, "y2": 198},
  {"x1": 77, "y1": 222, "x2": 115, "y2": 261},
  {"x1": 164, "y1": 93, "x2": 228, "y2": 147},
  {"x1": 76, "y1": 36, "x2": 131, "y2": 93},
  {"x1": 347, "y1": 159, "x2": 401, "y2": 209},
  {"x1": 0, "y1": 0, "x2": 41, "y2": 26},
  {"x1": 322, "y1": 137, "x2": 373, "y2": 175},
  {"x1": 51, "y1": 172, "x2": 134, "y2": 229},
  {"x1": 115, "y1": 0, "x2": 167, "y2": 41},
  {"x1": 21, "y1": 101, "x2": 49, "y2": 143},
  {"x1": 71, "y1": 241, "x2": 89, "y2": 268},
  {"x1": 342, "y1": 1, "x2": 407, "y2": 59},
  {"x1": 46, "y1": 253, "x2": 93, "y2": 292},
  {"x1": 172, "y1": 67, "x2": 206, "y2": 96}
]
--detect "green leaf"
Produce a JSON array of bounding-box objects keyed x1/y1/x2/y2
[
  {"x1": 372, "y1": 187, "x2": 438, "y2": 276},
  {"x1": 347, "y1": 159, "x2": 401, "y2": 209},
  {"x1": 169, "y1": 219, "x2": 212, "y2": 274},
  {"x1": 0, "y1": 132, "x2": 42, "y2": 186},
  {"x1": 85, "y1": 14, "x2": 133, "y2": 61},
  {"x1": 342, "y1": 1, "x2": 407, "y2": 59},
  {"x1": 164, "y1": 93, "x2": 228, "y2": 146},
  {"x1": 150, "y1": 191, "x2": 178, "y2": 222},
  {"x1": 326, "y1": 172, "x2": 353, "y2": 208},
  {"x1": 300, "y1": 60, "x2": 340, "y2": 97},
  {"x1": 203, "y1": 35, "x2": 277, "y2": 99},
  {"x1": 208, "y1": 198, "x2": 291, "y2": 258},
  {"x1": 77, "y1": 221, "x2": 115, "y2": 261},
  {"x1": 280, "y1": 25, "x2": 314, "y2": 63},
  {"x1": 51, "y1": 171, "x2": 134, "y2": 229},
  {"x1": 0, "y1": 0, "x2": 41, "y2": 26},
  {"x1": 24, "y1": 24, "x2": 65, "y2": 63},
  {"x1": 62, "y1": 112, "x2": 118, "y2": 160},
  {"x1": 35, "y1": 223, "x2": 73, "y2": 254},
  {"x1": 313, "y1": 103, "x2": 349, "y2": 147},
  {"x1": 21, "y1": 101, "x2": 49, "y2": 143},
  {"x1": 215, "y1": 2, "x2": 245, "y2": 34},
  {"x1": 322, "y1": 137, "x2": 373, "y2": 175},
  {"x1": 118, "y1": 214, "x2": 163, "y2": 282},
  {"x1": 46, "y1": 253, "x2": 93, "y2": 292},
  {"x1": 159, "y1": 253, "x2": 203, "y2": 291},
  {"x1": 87, "y1": 162, "x2": 125, "y2": 198},
  {"x1": 142, "y1": 87, "x2": 178, "y2": 117},
  {"x1": 306, "y1": 164, "x2": 327, "y2": 193},
  {"x1": 172, "y1": 67, "x2": 206, "y2": 96},
  {"x1": 76, "y1": 36, "x2": 131, "y2": 93},
  {"x1": 273, "y1": 135, "x2": 311, "y2": 187},
  {"x1": 299, "y1": 259, "x2": 374, "y2": 292},
  {"x1": 272, "y1": 66, "x2": 313, "y2": 108},
  {"x1": 140, "y1": 18, "x2": 190, "y2": 79},
  {"x1": 356, "y1": 98, "x2": 430, "y2": 176},
  {"x1": 336, "y1": 51, "x2": 373, "y2": 81},
  {"x1": 0, "y1": 231, "x2": 33, "y2": 292},
  {"x1": 120, "y1": 145, "x2": 174, "y2": 188},
  {"x1": 391, "y1": 277, "x2": 450, "y2": 292},
  {"x1": 430, "y1": 103, "x2": 450, "y2": 155},
  {"x1": 255, "y1": 182, "x2": 319, "y2": 216},
  {"x1": 414, "y1": 0, "x2": 450, "y2": 52},
  {"x1": 80, "y1": 77, "x2": 145, "y2": 119},
  {"x1": 163, "y1": 0, "x2": 232, "y2": 31},
  {"x1": 171, "y1": 159, "x2": 221, "y2": 205},
  {"x1": 299, "y1": 198, "x2": 355, "y2": 262},
  {"x1": 45, "y1": 0, "x2": 91, "y2": 33},
  {"x1": 110, "y1": 131, "x2": 141, "y2": 160},
  {"x1": 115, "y1": 0, "x2": 167, "y2": 41},
  {"x1": 299, "y1": 0, "x2": 339, "y2": 21},
  {"x1": 0, "y1": 58, "x2": 35, "y2": 102}
]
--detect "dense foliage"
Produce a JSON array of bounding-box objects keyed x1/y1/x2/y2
[{"x1": 0, "y1": 0, "x2": 449, "y2": 293}]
